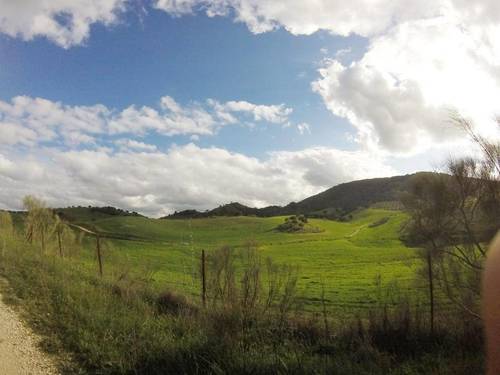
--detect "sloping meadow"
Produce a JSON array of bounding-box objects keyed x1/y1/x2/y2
[{"x1": 0, "y1": 209, "x2": 484, "y2": 374}]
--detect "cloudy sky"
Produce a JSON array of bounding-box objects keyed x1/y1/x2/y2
[{"x1": 0, "y1": 0, "x2": 499, "y2": 217}]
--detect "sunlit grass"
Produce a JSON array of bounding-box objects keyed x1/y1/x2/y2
[{"x1": 75, "y1": 209, "x2": 423, "y2": 313}]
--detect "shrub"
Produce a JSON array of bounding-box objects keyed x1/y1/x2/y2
[
  {"x1": 276, "y1": 216, "x2": 306, "y2": 232},
  {"x1": 156, "y1": 290, "x2": 195, "y2": 315}
]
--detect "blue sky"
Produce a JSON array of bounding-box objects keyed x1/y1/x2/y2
[
  {"x1": 0, "y1": 11, "x2": 366, "y2": 157},
  {"x1": 0, "y1": 1, "x2": 498, "y2": 216}
]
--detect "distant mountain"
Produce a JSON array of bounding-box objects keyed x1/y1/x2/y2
[{"x1": 165, "y1": 172, "x2": 430, "y2": 219}]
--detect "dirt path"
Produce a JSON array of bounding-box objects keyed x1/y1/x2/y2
[
  {"x1": 0, "y1": 286, "x2": 59, "y2": 375},
  {"x1": 346, "y1": 224, "x2": 368, "y2": 238}
]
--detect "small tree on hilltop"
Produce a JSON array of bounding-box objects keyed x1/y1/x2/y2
[{"x1": 277, "y1": 215, "x2": 306, "y2": 232}]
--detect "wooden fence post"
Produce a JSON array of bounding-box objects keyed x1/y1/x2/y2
[
  {"x1": 427, "y1": 250, "x2": 434, "y2": 335},
  {"x1": 201, "y1": 249, "x2": 206, "y2": 307},
  {"x1": 57, "y1": 228, "x2": 63, "y2": 258},
  {"x1": 96, "y1": 234, "x2": 103, "y2": 277},
  {"x1": 67, "y1": 223, "x2": 103, "y2": 277}
]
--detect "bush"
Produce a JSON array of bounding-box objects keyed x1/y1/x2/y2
[
  {"x1": 276, "y1": 215, "x2": 307, "y2": 232},
  {"x1": 156, "y1": 290, "x2": 195, "y2": 315}
]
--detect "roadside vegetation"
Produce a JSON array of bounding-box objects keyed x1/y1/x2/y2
[
  {"x1": 0, "y1": 117, "x2": 496, "y2": 374},
  {"x1": 0, "y1": 217, "x2": 484, "y2": 374}
]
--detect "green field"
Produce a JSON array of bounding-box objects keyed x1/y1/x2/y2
[
  {"x1": 1, "y1": 207, "x2": 483, "y2": 374},
  {"x1": 72, "y1": 208, "x2": 423, "y2": 313}
]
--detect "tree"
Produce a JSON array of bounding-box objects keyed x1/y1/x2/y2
[
  {"x1": 23, "y1": 196, "x2": 54, "y2": 253},
  {"x1": 437, "y1": 159, "x2": 498, "y2": 317},
  {"x1": 402, "y1": 116, "x2": 499, "y2": 320},
  {"x1": 483, "y1": 233, "x2": 500, "y2": 375},
  {"x1": 401, "y1": 173, "x2": 456, "y2": 332},
  {"x1": 276, "y1": 216, "x2": 305, "y2": 232}
]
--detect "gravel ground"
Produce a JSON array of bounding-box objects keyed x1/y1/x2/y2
[{"x1": 0, "y1": 287, "x2": 59, "y2": 375}]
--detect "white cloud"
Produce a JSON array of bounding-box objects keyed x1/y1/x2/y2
[
  {"x1": 312, "y1": 59, "x2": 451, "y2": 154},
  {"x1": 154, "y1": 0, "x2": 198, "y2": 17},
  {"x1": 312, "y1": 15, "x2": 500, "y2": 154},
  {"x1": 0, "y1": 96, "x2": 109, "y2": 146},
  {"x1": 269, "y1": 147, "x2": 395, "y2": 189},
  {"x1": 114, "y1": 139, "x2": 157, "y2": 152},
  {"x1": 108, "y1": 97, "x2": 219, "y2": 137},
  {"x1": 297, "y1": 123, "x2": 311, "y2": 135},
  {"x1": 0, "y1": 95, "x2": 293, "y2": 146},
  {"x1": 153, "y1": 0, "x2": 439, "y2": 36},
  {"x1": 153, "y1": 0, "x2": 500, "y2": 39},
  {"x1": 208, "y1": 99, "x2": 292, "y2": 124},
  {"x1": 0, "y1": 0, "x2": 126, "y2": 48},
  {"x1": 0, "y1": 144, "x2": 395, "y2": 217},
  {"x1": 0, "y1": 123, "x2": 39, "y2": 146}
]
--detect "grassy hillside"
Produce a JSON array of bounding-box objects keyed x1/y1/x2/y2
[
  {"x1": 55, "y1": 206, "x2": 143, "y2": 223},
  {"x1": 166, "y1": 173, "x2": 430, "y2": 219},
  {"x1": 0, "y1": 207, "x2": 483, "y2": 374},
  {"x1": 282, "y1": 174, "x2": 416, "y2": 215},
  {"x1": 71, "y1": 208, "x2": 422, "y2": 313}
]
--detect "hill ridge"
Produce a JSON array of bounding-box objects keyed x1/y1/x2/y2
[{"x1": 165, "y1": 172, "x2": 432, "y2": 219}]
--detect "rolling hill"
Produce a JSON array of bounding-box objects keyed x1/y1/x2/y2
[
  {"x1": 8, "y1": 172, "x2": 429, "y2": 223},
  {"x1": 166, "y1": 172, "x2": 427, "y2": 219}
]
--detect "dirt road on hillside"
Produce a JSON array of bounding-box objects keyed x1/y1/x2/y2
[{"x1": 0, "y1": 287, "x2": 59, "y2": 375}]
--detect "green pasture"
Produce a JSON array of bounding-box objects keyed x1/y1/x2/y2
[{"x1": 74, "y1": 209, "x2": 424, "y2": 313}]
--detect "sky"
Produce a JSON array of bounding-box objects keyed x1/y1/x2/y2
[{"x1": 0, "y1": 0, "x2": 499, "y2": 217}]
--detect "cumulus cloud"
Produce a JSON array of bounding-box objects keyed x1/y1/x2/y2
[
  {"x1": 0, "y1": 96, "x2": 109, "y2": 146},
  {"x1": 312, "y1": 15, "x2": 500, "y2": 154},
  {"x1": 312, "y1": 59, "x2": 450, "y2": 153},
  {"x1": 153, "y1": 0, "x2": 439, "y2": 36},
  {"x1": 208, "y1": 99, "x2": 292, "y2": 124},
  {"x1": 153, "y1": 0, "x2": 500, "y2": 40},
  {"x1": 0, "y1": 95, "x2": 293, "y2": 146},
  {"x1": 0, "y1": 0, "x2": 441, "y2": 45},
  {"x1": 108, "y1": 97, "x2": 219, "y2": 137},
  {"x1": 0, "y1": 123, "x2": 39, "y2": 146},
  {"x1": 268, "y1": 147, "x2": 394, "y2": 189},
  {"x1": 0, "y1": 0, "x2": 126, "y2": 48},
  {"x1": 114, "y1": 139, "x2": 158, "y2": 152},
  {"x1": 0, "y1": 144, "x2": 395, "y2": 217},
  {"x1": 0, "y1": 0, "x2": 436, "y2": 47}
]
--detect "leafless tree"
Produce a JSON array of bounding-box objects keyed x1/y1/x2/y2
[{"x1": 403, "y1": 115, "x2": 499, "y2": 320}]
